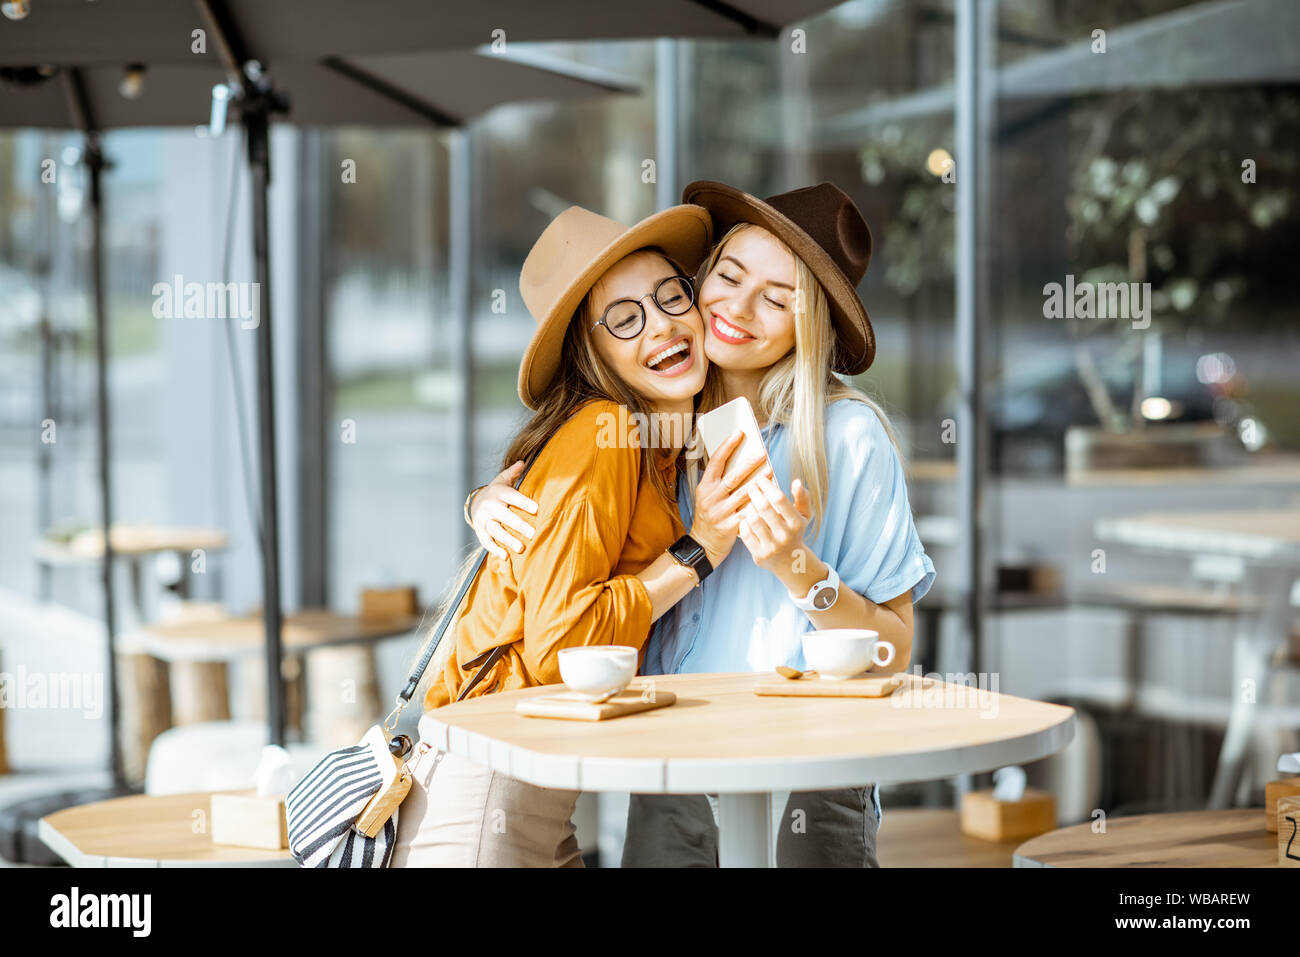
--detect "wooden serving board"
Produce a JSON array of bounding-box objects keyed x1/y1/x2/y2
[
  {"x1": 754, "y1": 671, "x2": 933, "y2": 698},
  {"x1": 516, "y1": 686, "x2": 677, "y2": 721}
]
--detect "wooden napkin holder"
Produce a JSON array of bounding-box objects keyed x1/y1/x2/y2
[
  {"x1": 360, "y1": 585, "x2": 419, "y2": 619},
  {"x1": 1265, "y1": 777, "x2": 1300, "y2": 833},
  {"x1": 960, "y1": 788, "x2": 1056, "y2": 842},
  {"x1": 211, "y1": 790, "x2": 288, "y2": 850},
  {"x1": 516, "y1": 686, "x2": 677, "y2": 722},
  {"x1": 996, "y1": 563, "x2": 1061, "y2": 595},
  {"x1": 1277, "y1": 796, "x2": 1300, "y2": 867}
]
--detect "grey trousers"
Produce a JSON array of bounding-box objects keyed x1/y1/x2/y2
[{"x1": 621, "y1": 786, "x2": 880, "y2": 867}]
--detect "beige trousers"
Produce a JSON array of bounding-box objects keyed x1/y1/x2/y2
[{"x1": 388, "y1": 732, "x2": 583, "y2": 868}]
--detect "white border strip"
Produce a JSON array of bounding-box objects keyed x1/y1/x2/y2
[{"x1": 432, "y1": 713, "x2": 1076, "y2": 794}]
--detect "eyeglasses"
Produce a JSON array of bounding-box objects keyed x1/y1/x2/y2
[{"x1": 591, "y1": 275, "x2": 695, "y2": 340}]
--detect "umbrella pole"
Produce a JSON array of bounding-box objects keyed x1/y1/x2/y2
[
  {"x1": 449, "y1": 130, "x2": 474, "y2": 552},
  {"x1": 0, "y1": 140, "x2": 131, "y2": 857},
  {"x1": 196, "y1": 0, "x2": 288, "y2": 749},
  {"x1": 244, "y1": 106, "x2": 286, "y2": 747},
  {"x1": 85, "y1": 135, "x2": 126, "y2": 790}
]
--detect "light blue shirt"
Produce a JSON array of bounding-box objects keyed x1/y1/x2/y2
[{"x1": 642, "y1": 398, "x2": 936, "y2": 825}]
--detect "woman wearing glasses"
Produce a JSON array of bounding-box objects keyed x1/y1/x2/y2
[
  {"x1": 389, "y1": 203, "x2": 767, "y2": 868},
  {"x1": 470, "y1": 182, "x2": 935, "y2": 867}
]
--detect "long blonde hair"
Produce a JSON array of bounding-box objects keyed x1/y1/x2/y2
[{"x1": 686, "y1": 223, "x2": 902, "y2": 537}]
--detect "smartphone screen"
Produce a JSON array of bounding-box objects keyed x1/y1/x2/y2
[{"x1": 696, "y1": 397, "x2": 774, "y2": 493}]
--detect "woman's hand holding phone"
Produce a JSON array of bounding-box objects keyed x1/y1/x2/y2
[
  {"x1": 474, "y1": 431, "x2": 772, "y2": 569},
  {"x1": 737, "y1": 475, "x2": 813, "y2": 577},
  {"x1": 469, "y1": 460, "x2": 539, "y2": 560},
  {"x1": 690, "y1": 431, "x2": 774, "y2": 568}
]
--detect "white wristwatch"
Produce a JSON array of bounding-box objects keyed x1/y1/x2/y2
[{"x1": 790, "y1": 565, "x2": 840, "y2": 612}]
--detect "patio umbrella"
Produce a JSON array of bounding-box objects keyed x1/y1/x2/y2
[
  {"x1": 0, "y1": 54, "x2": 635, "y2": 800},
  {"x1": 0, "y1": 0, "x2": 846, "y2": 764},
  {"x1": 1, "y1": 0, "x2": 829, "y2": 60}
]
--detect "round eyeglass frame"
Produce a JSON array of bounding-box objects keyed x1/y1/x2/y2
[{"x1": 591, "y1": 275, "x2": 696, "y2": 340}]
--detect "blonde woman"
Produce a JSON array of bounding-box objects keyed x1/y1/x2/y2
[
  {"x1": 389, "y1": 203, "x2": 766, "y2": 867},
  {"x1": 469, "y1": 182, "x2": 935, "y2": 867}
]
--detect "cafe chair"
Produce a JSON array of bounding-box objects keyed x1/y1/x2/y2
[{"x1": 144, "y1": 719, "x2": 327, "y2": 797}]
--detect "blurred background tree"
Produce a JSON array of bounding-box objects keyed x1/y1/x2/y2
[{"x1": 857, "y1": 83, "x2": 1299, "y2": 440}]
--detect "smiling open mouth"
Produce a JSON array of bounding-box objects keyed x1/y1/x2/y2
[
  {"x1": 711, "y1": 312, "x2": 755, "y2": 343},
  {"x1": 644, "y1": 338, "x2": 694, "y2": 376}
]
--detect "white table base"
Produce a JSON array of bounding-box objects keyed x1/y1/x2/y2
[
  {"x1": 717, "y1": 792, "x2": 774, "y2": 867},
  {"x1": 1209, "y1": 564, "x2": 1295, "y2": 809}
]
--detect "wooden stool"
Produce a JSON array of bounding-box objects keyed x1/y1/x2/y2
[
  {"x1": 118, "y1": 601, "x2": 231, "y2": 780},
  {"x1": 304, "y1": 646, "x2": 382, "y2": 749},
  {"x1": 238, "y1": 655, "x2": 307, "y2": 735},
  {"x1": 169, "y1": 661, "x2": 231, "y2": 725},
  {"x1": 283, "y1": 655, "x2": 305, "y2": 735},
  {"x1": 155, "y1": 602, "x2": 302, "y2": 733},
  {"x1": 116, "y1": 652, "x2": 173, "y2": 786}
]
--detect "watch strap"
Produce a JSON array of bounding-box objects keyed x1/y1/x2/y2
[
  {"x1": 668, "y1": 534, "x2": 713, "y2": 585},
  {"x1": 790, "y1": 564, "x2": 839, "y2": 611}
]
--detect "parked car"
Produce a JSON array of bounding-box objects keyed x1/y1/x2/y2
[{"x1": 944, "y1": 341, "x2": 1251, "y2": 473}]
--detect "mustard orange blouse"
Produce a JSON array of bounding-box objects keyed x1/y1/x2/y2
[{"x1": 424, "y1": 399, "x2": 685, "y2": 711}]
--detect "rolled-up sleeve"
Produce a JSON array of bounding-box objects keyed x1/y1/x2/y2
[
  {"x1": 830, "y1": 403, "x2": 936, "y2": 606},
  {"x1": 519, "y1": 495, "x2": 654, "y2": 684},
  {"x1": 509, "y1": 403, "x2": 658, "y2": 684}
]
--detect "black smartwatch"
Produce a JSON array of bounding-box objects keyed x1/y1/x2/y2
[{"x1": 667, "y1": 534, "x2": 713, "y2": 585}]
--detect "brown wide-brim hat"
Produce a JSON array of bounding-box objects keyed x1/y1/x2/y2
[
  {"x1": 682, "y1": 180, "x2": 875, "y2": 375},
  {"x1": 517, "y1": 204, "x2": 713, "y2": 409}
]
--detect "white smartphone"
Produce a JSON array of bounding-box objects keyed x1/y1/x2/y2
[{"x1": 695, "y1": 397, "x2": 774, "y2": 493}]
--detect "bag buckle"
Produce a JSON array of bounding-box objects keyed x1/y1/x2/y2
[{"x1": 383, "y1": 694, "x2": 407, "y2": 733}]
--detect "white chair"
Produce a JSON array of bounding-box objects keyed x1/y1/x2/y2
[{"x1": 144, "y1": 720, "x2": 328, "y2": 796}]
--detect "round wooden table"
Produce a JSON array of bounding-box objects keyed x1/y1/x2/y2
[
  {"x1": 421, "y1": 672, "x2": 1076, "y2": 867},
  {"x1": 1013, "y1": 809, "x2": 1278, "y2": 867},
  {"x1": 36, "y1": 526, "x2": 232, "y2": 782},
  {"x1": 119, "y1": 608, "x2": 425, "y2": 662},
  {"x1": 39, "y1": 790, "x2": 295, "y2": 867},
  {"x1": 121, "y1": 608, "x2": 424, "y2": 747}
]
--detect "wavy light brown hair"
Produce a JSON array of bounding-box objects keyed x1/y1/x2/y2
[{"x1": 502, "y1": 247, "x2": 689, "y2": 509}]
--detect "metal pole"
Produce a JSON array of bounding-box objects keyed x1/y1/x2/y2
[
  {"x1": 654, "y1": 39, "x2": 679, "y2": 212},
  {"x1": 85, "y1": 136, "x2": 125, "y2": 789},
  {"x1": 195, "y1": 0, "x2": 289, "y2": 747},
  {"x1": 37, "y1": 317, "x2": 53, "y2": 601},
  {"x1": 954, "y1": 0, "x2": 994, "y2": 795},
  {"x1": 247, "y1": 107, "x2": 286, "y2": 746},
  {"x1": 296, "y1": 129, "x2": 329, "y2": 608},
  {"x1": 777, "y1": 30, "x2": 813, "y2": 189},
  {"x1": 450, "y1": 129, "x2": 474, "y2": 552},
  {"x1": 36, "y1": 140, "x2": 55, "y2": 602}
]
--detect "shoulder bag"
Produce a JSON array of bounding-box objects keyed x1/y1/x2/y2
[{"x1": 284, "y1": 452, "x2": 540, "y2": 867}]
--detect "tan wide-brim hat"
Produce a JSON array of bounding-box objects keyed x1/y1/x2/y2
[
  {"x1": 517, "y1": 204, "x2": 713, "y2": 409},
  {"x1": 682, "y1": 180, "x2": 875, "y2": 375}
]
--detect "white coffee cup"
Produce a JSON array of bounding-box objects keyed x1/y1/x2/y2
[
  {"x1": 801, "y1": 629, "x2": 895, "y2": 679},
  {"x1": 557, "y1": 645, "x2": 638, "y2": 698}
]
